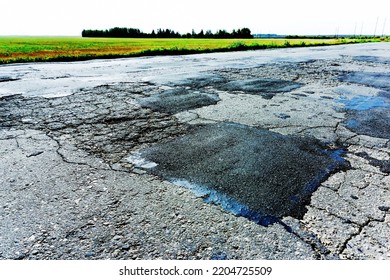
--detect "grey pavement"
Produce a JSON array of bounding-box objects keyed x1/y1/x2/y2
[{"x1": 0, "y1": 43, "x2": 389, "y2": 259}]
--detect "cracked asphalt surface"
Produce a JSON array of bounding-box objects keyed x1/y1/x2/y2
[{"x1": 1, "y1": 43, "x2": 389, "y2": 260}]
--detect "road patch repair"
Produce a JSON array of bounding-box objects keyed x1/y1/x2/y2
[
  {"x1": 128, "y1": 122, "x2": 348, "y2": 225},
  {"x1": 1, "y1": 43, "x2": 389, "y2": 260}
]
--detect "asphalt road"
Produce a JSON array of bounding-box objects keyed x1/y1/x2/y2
[{"x1": 1, "y1": 42, "x2": 389, "y2": 259}]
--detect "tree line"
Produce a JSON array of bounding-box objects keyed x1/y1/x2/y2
[{"x1": 82, "y1": 27, "x2": 253, "y2": 39}]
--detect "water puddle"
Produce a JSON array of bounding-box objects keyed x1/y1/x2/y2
[
  {"x1": 338, "y1": 95, "x2": 390, "y2": 110},
  {"x1": 127, "y1": 123, "x2": 347, "y2": 226},
  {"x1": 334, "y1": 84, "x2": 381, "y2": 97}
]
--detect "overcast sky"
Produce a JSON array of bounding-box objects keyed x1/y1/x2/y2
[{"x1": 1, "y1": 0, "x2": 389, "y2": 36}]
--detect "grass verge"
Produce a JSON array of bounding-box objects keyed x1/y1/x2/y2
[{"x1": 0, "y1": 37, "x2": 388, "y2": 64}]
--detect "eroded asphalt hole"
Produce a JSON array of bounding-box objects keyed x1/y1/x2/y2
[
  {"x1": 217, "y1": 78, "x2": 304, "y2": 99},
  {"x1": 138, "y1": 88, "x2": 220, "y2": 114},
  {"x1": 128, "y1": 122, "x2": 348, "y2": 226},
  {"x1": 143, "y1": 73, "x2": 226, "y2": 88}
]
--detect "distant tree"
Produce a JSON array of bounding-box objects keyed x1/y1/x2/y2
[
  {"x1": 109, "y1": 27, "x2": 127, "y2": 37},
  {"x1": 215, "y1": 29, "x2": 229, "y2": 38},
  {"x1": 237, "y1": 28, "x2": 253, "y2": 38},
  {"x1": 231, "y1": 29, "x2": 237, "y2": 38},
  {"x1": 81, "y1": 27, "x2": 253, "y2": 39},
  {"x1": 205, "y1": 30, "x2": 213, "y2": 38},
  {"x1": 82, "y1": 29, "x2": 107, "y2": 37}
]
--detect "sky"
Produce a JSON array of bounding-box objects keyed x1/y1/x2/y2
[{"x1": 1, "y1": 0, "x2": 389, "y2": 36}]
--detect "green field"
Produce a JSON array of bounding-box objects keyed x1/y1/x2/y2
[{"x1": 0, "y1": 36, "x2": 387, "y2": 64}]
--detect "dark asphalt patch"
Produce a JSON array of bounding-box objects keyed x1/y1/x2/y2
[
  {"x1": 353, "y1": 56, "x2": 390, "y2": 64},
  {"x1": 147, "y1": 73, "x2": 226, "y2": 88},
  {"x1": 355, "y1": 152, "x2": 390, "y2": 174},
  {"x1": 129, "y1": 123, "x2": 347, "y2": 225},
  {"x1": 138, "y1": 88, "x2": 220, "y2": 114},
  {"x1": 339, "y1": 91, "x2": 390, "y2": 139},
  {"x1": 0, "y1": 76, "x2": 20, "y2": 83},
  {"x1": 217, "y1": 78, "x2": 303, "y2": 99},
  {"x1": 345, "y1": 108, "x2": 390, "y2": 139},
  {"x1": 338, "y1": 72, "x2": 390, "y2": 91},
  {"x1": 176, "y1": 75, "x2": 227, "y2": 88}
]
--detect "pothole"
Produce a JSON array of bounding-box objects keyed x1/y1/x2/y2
[
  {"x1": 217, "y1": 78, "x2": 303, "y2": 99},
  {"x1": 143, "y1": 73, "x2": 226, "y2": 88},
  {"x1": 138, "y1": 88, "x2": 220, "y2": 114}
]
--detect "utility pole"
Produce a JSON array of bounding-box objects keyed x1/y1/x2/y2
[{"x1": 374, "y1": 17, "x2": 379, "y2": 37}]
